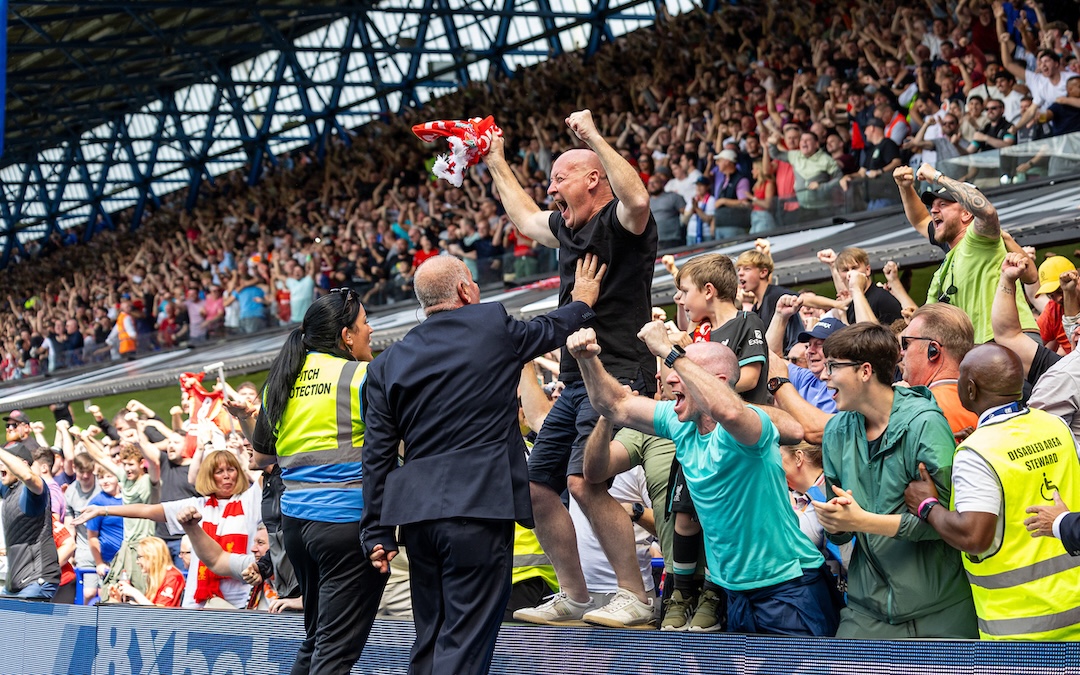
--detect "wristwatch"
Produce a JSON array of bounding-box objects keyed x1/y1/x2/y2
[
  {"x1": 767, "y1": 377, "x2": 791, "y2": 395},
  {"x1": 663, "y1": 344, "x2": 686, "y2": 369},
  {"x1": 631, "y1": 502, "x2": 645, "y2": 523}
]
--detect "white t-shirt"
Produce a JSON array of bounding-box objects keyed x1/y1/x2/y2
[
  {"x1": 665, "y1": 170, "x2": 702, "y2": 206},
  {"x1": 1024, "y1": 69, "x2": 1077, "y2": 111},
  {"x1": 569, "y1": 466, "x2": 655, "y2": 594},
  {"x1": 162, "y1": 484, "x2": 263, "y2": 608}
]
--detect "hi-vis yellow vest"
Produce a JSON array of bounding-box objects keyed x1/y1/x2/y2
[
  {"x1": 273, "y1": 352, "x2": 366, "y2": 521},
  {"x1": 956, "y1": 407, "x2": 1080, "y2": 641},
  {"x1": 512, "y1": 524, "x2": 558, "y2": 592}
]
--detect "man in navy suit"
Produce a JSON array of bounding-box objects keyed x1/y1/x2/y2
[{"x1": 361, "y1": 254, "x2": 604, "y2": 675}]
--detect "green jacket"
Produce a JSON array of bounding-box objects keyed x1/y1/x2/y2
[{"x1": 823, "y1": 385, "x2": 975, "y2": 624}]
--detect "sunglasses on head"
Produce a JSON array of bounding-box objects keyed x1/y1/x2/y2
[{"x1": 330, "y1": 287, "x2": 358, "y2": 303}]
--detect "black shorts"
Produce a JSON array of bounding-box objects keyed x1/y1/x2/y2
[
  {"x1": 667, "y1": 457, "x2": 697, "y2": 516},
  {"x1": 527, "y1": 381, "x2": 601, "y2": 495},
  {"x1": 527, "y1": 373, "x2": 651, "y2": 495}
]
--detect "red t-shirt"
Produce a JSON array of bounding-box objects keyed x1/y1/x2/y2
[
  {"x1": 152, "y1": 567, "x2": 186, "y2": 607},
  {"x1": 1038, "y1": 300, "x2": 1071, "y2": 354},
  {"x1": 413, "y1": 249, "x2": 440, "y2": 268},
  {"x1": 51, "y1": 516, "x2": 75, "y2": 587},
  {"x1": 275, "y1": 288, "x2": 291, "y2": 323}
]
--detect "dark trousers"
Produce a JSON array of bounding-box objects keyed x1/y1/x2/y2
[
  {"x1": 725, "y1": 565, "x2": 841, "y2": 637},
  {"x1": 402, "y1": 518, "x2": 514, "y2": 675},
  {"x1": 282, "y1": 515, "x2": 389, "y2": 675}
]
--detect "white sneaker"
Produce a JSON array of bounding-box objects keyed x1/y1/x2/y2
[
  {"x1": 582, "y1": 588, "x2": 657, "y2": 628},
  {"x1": 513, "y1": 592, "x2": 594, "y2": 625}
]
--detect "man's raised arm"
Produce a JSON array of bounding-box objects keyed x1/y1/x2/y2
[
  {"x1": 564, "y1": 110, "x2": 651, "y2": 235},
  {"x1": 637, "y1": 320, "x2": 764, "y2": 447},
  {"x1": 568, "y1": 328, "x2": 658, "y2": 435},
  {"x1": 893, "y1": 167, "x2": 933, "y2": 240},
  {"x1": 916, "y1": 162, "x2": 1000, "y2": 239},
  {"x1": 484, "y1": 132, "x2": 560, "y2": 248}
]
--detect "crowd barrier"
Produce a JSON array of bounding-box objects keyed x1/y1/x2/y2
[{"x1": 4, "y1": 598, "x2": 1080, "y2": 674}]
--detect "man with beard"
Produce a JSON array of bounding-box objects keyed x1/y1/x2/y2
[{"x1": 892, "y1": 164, "x2": 1037, "y2": 343}]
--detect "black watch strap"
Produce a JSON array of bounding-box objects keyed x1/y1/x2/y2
[
  {"x1": 663, "y1": 344, "x2": 686, "y2": 369},
  {"x1": 767, "y1": 377, "x2": 791, "y2": 395}
]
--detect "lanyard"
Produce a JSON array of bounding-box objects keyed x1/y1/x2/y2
[{"x1": 978, "y1": 401, "x2": 1022, "y2": 426}]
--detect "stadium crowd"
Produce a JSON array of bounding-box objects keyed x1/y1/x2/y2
[
  {"x1": 2, "y1": 0, "x2": 1080, "y2": 652},
  {"x1": 4, "y1": 0, "x2": 1080, "y2": 380}
]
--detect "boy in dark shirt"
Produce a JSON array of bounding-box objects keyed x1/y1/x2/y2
[{"x1": 665, "y1": 254, "x2": 770, "y2": 631}]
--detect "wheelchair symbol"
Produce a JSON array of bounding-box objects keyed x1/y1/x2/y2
[{"x1": 1041, "y1": 473, "x2": 1059, "y2": 502}]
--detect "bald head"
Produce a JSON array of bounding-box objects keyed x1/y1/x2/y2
[
  {"x1": 556, "y1": 148, "x2": 604, "y2": 174},
  {"x1": 413, "y1": 255, "x2": 476, "y2": 314},
  {"x1": 958, "y1": 343, "x2": 1024, "y2": 414},
  {"x1": 686, "y1": 342, "x2": 740, "y2": 383}
]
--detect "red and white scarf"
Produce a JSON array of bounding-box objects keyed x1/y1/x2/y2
[{"x1": 194, "y1": 495, "x2": 249, "y2": 604}]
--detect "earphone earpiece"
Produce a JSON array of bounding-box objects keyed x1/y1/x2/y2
[{"x1": 927, "y1": 342, "x2": 940, "y2": 360}]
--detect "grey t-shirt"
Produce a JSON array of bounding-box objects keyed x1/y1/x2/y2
[
  {"x1": 649, "y1": 191, "x2": 685, "y2": 243},
  {"x1": 64, "y1": 479, "x2": 102, "y2": 566}
]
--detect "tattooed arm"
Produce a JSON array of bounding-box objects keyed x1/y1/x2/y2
[{"x1": 915, "y1": 162, "x2": 1000, "y2": 238}]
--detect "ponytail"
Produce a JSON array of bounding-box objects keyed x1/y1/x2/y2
[{"x1": 261, "y1": 290, "x2": 362, "y2": 430}]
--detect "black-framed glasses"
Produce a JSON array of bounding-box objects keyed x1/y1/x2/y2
[
  {"x1": 901, "y1": 336, "x2": 936, "y2": 351},
  {"x1": 825, "y1": 360, "x2": 863, "y2": 376}
]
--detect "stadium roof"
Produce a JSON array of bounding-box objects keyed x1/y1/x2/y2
[
  {"x1": 3, "y1": 0, "x2": 680, "y2": 264},
  {"x1": 6, "y1": 1, "x2": 355, "y2": 165}
]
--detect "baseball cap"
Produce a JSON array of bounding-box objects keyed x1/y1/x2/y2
[
  {"x1": 714, "y1": 149, "x2": 739, "y2": 162},
  {"x1": 4, "y1": 410, "x2": 30, "y2": 425},
  {"x1": 863, "y1": 117, "x2": 885, "y2": 129},
  {"x1": 1035, "y1": 256, "x2": 1076, "y2": 296},
  {"x1": 695, "y1": 176, "x2": 711, "y2": 186},
  {"x1": 798, "y1": 317, "x2": 846, "y2": 343},
  {"x1": 920, "y1": 185, "x2": 961, "y2": 207},
  {"x1": 4, "y1": 442, "x2": 33, "y2": 466}
]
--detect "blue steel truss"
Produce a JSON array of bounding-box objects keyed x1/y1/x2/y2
[{"x1": 0, "y1": 0, "x2": 682, "y2": 269}]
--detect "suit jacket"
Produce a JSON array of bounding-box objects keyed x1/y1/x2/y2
[
  {"x1": 1061, "y1": 512, "x2": 1080, "y2": 555},
  {"x1": 360, "y1": 300, "x2": 595, "y2": 556}
]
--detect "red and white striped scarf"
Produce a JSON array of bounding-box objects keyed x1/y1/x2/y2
[{"x1": 194, "y1": 495, "x2": 250, "y2": 604}]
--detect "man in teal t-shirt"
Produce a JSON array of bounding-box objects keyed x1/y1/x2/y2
[{"x1": 567, "y1": 321, "x2": 839, "y2": 635}]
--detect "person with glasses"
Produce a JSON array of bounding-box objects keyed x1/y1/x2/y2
[
  {"x1": 0, "y1": 441, "x2": 60, "y2": 601},
  {"x1": 178, "y1": 535, "x2": 192, "y2": 571},
  {"x1": 906, "y1": 114, "x2": 967, "y2": 177},
  {"x1": 249, "y1": 289, "x2": 383, "y2": 675},
  {"x1": 899, "y1": 304, "x2": 979, "y2": 439},
  {"x1": 812, "y1": 323, "x2": 977, "y2": 638},
  {"x1": 968, "y1": 98, "x2": 1016, "y2": 153},
  {"x1": 564, "y1": 321, "x2": 838, "y2": 636},
  {"x1": 4, "y1": 410, "x2": 41, "y2": 452}
]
